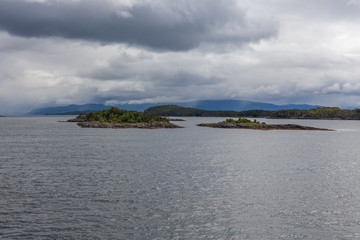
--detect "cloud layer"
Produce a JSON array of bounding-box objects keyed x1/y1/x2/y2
[
  {"x1": 0, "y1": 0, "x2": 277, "y2": 51},
  {"x1": 1, "y1": 0, "x2": 360, "y2": 114}
]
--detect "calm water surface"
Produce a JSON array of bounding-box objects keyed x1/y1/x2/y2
[{"x1": 1, "y1": 116, "x2": 360, "y2": 239}]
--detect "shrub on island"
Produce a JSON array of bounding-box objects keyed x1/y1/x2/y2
[
  {"x1": 198, "y1": 117, "x2": 332, "y2": 131},
  {"x1": 75, "y1": 107, "x2": 170, "y2": 124},
  {"x1": 221, "y1": 118, "x2": 264, "y2": 125},
  {"x1": 69, "y1": 107, "x2": 181, "y2": 129}
]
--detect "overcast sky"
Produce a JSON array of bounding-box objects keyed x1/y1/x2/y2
[{"x1": 1, "y1": 0, "x2": 360, "y2": 114}]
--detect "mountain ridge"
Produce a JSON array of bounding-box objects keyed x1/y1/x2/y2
[
  {"x1": 27, "y1": 99, "x2": 323, "y2": 115},
  {"x1": 27, "y1": 103, "x2": 111, "y2": 115}
]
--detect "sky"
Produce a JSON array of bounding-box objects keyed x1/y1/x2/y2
[{"x1": 1, "y1": 0, "x2": 360, "y2": 114}]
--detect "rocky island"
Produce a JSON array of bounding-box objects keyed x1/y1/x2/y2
[
  {"x1": 198, "y1": 118, "x2": 333, "y2": 131},
  {"x1": 68, "y1": 107, "x2": 182, "y2": 129}
]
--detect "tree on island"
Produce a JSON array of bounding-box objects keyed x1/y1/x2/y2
[{"x1": 76, "y1": 107, "x2": 170, "y2": 124}]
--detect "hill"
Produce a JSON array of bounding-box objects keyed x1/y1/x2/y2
[
  {"x1": 183, "y1": 99, "x2": 322, "y2": 111},
  {"x1": 144, "y1": 105, "x2": 257, "y2": 117},
  {"x1": 266, "y1": 107, "x2": 360, "y2": 119},
  {"x1": 117, "y1": 99, "x2": 321, "y2": 112},
  {"x1": 144, "y1": 105, "x2": 360, "y2": 120}
]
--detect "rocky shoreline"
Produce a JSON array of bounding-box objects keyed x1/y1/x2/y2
[
  {"x1": 76, "y1": 121, "x2": 182, "y2": 129},
  {"x1": 167, "y1": 118, "x2": 185, "y2": 121},
  {"x1": 197, "y1": 123, "x2": 333, "y2": 131}
]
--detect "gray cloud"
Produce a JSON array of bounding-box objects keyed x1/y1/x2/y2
[
  {"x1": 150, "y1": 70, "x2": 221, "y2": 88},
  {"x1": 0, "y1": 0, "x2": 277, "y2": 51},
  {"x1": 247, "y1": 0, "x2": 360, "y2": 19},
  {"x1": 82, "y1": 64, "x2": 130, "y2": 81},
  {"x1": 2, "y1": 0, "x2": 360, "y2": 114}
]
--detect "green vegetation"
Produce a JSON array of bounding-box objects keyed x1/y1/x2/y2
[
  {"x1": 76, "y1": 107, "x2": 169, "y2": 124},
  {"x1": 221, "y1": 118, "x2": 264, "y2": 125},
  {"x1": 267, "y1": 107, "x2": 360, "y2": 119},
  {"x1": 145, "y1": 105, "x2": 360, "y2": 120}
]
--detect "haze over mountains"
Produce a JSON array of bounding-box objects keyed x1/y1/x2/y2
[
  {"x1": 27, "y1": 104, "x2": 111, "y2": 115},
  {"x1": 27, "y1": 99, "x2": 322, "y2": 115}
]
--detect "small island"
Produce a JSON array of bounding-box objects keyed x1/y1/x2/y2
[
  {"x1": 68, "y1": 107, "x2": 182, "y2": 129},
  {"x1": 198, "y1": 118, "x2": 333, "y2": 131}
]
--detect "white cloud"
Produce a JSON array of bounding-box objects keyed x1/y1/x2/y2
[{"x1": 1, "y1": 0, "x2": 360, "y2": 114}]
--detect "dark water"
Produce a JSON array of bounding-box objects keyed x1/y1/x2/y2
[{"x1": 1, "y1": 116, "x2": 360, "y2": 239}]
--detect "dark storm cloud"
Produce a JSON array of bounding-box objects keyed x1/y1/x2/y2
[{"x1": 0, "y1": 0, "x2": 277, "y2": 51}]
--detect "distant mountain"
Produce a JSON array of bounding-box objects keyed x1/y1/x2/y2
[
  {"x1": 144, "y1": 105, "x2": 252, "y2": 117},
  {"x1": 27, "y1": 104, "x2": 111, "y2": 115},
  {"x1": 182, "y1": 99, "x2": 322, "y2": 111},
  {"x1": 27, "y1": 100, "x2": 322, "y2": 115},
  {"x1": 115, "y1": 99, "x2": 322, "y2": 112}
]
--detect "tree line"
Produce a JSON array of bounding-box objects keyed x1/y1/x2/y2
[{"x1": 144, "y1": 105, "x2": 360, "y2": 120}]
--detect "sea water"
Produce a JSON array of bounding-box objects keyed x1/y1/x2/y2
[{"x1": 1, "y1": 116, "x2": 360, "y2": 239}]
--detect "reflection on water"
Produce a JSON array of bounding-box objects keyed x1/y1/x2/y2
[{"x1": 1, "y1": 116, "x2": 360, "y2": 239}]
